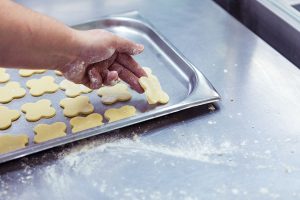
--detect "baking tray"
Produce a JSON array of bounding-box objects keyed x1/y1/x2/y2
[{"x1": 0, "y1": 11, "x2": 220, "y2": 164}]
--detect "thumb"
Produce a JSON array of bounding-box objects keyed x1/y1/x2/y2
[{"x1": 114, "y1": 36, "x2": 144, "y2": 55}]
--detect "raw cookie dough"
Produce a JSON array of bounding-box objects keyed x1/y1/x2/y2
[
  {"x1": 0, "y1": 134, "x2": 29, "y2": 154},
  {"x1": 0, "y1": 82, "x2": 26, "y2": 103},
  {"x1": 60, "y1": 79, "x2": 92, "y2": 97},
  {"x1": 0, "y1": 106, "x2": 20, "y2": 130},
  {"x1": 55, "y1": 70, "x2": 63, "y2": 76},
  {"x1": 70, "y1": 113, "x2": 103, "y2": 133},
  {"x1": 138, "y1": 67, "x2": 169, "y2": 104},
  {"x1": 21, "y1": 99, "x2": 56, "y2": 122},
  {"x1": 19, "y1": 69, "x2": 46, "y2": 77},
  {"x1": 34, "y1": 122, "x2": 67, "y2": 143},
  {"x1": 0, "y1": 68, "x2": 10, "y2": 83},
  {"x1": 60, "y1": 96, "x2": 94, "y2": 117},
  {"x1": 26, "y1": 76, "x2": 59, "y2": 96},
  {"x1": 97, "y1": 82, "x2": 132, "y2": 105},
  {"x1": 104, "y1": 105, "x2": 136, "y2": 123}
]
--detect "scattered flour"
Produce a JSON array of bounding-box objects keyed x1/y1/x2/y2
[{"x1": 259, "y1": 187, "x2": 280, "y2": 199}]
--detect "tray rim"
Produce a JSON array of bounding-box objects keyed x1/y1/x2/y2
[{"x1": 0, "y1": 11, "x2": 220, "y2": 164}]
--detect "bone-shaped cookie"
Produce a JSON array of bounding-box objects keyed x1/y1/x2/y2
[
  {"x1": 138, "y1": 67, "x2": 169, "y2": 104},
  {"x1": 70, "y1": 113, "x2": 103, "y2": 133},
  {"x1": 0, "y1": 82, "x2": 26, "y2": 103},
  {"x1": 19, "y1": 69, "x2": 46, "y2": 77},
  {"x1": 0, "y1": 68, "x2": 10, "y2": 83},
  {"x1": 0, "y1": 134, "x2": 29, "y2": 154},
  {"x1": 60, "y1": 80, "x2": 92, "y2": 97},
  {"x1": 104, "y1": 105, "x2": 136, "y2": 123},
  {"x1": 60, "y1": 96, "x2": 94, "y2": 117},
  {"x1": 26, "y1": 76, "x2": 59, "y2": 96},
  {"x1": 97, "y1": 82, "x2": 131, "y2": 105},
  {"x1": 34, "y1": 122, "x2": 67, "y2": 143},
  {"x1": 0, "y1": 106, "x2": 20, "y2": 130},
  {"x1": 21, "y1": 99, "x2": 56, "y2": 122}
]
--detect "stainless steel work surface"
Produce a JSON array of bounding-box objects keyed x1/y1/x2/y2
[
  {"x1": 1, "y1": 0, "x2": 300, "y2": 199},
  {"x1": 0, "y1": 12, "x2": 219, "y2": 164}
]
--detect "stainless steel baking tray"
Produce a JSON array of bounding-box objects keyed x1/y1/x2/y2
[{"x1": 0, "y1": 11, "x2": 220, "y2": 164}]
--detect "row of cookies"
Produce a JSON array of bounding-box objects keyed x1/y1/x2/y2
[
  {"x1": 0, "y1": 77, "x2": 132, "y2": 103},
  {"x1": 0, "y1": 67, "x2": 169, "y2": 104},
  {"x1": 0, "y1": 68, "x2": 63, "y2": 83},
  {"x1": 0, "y1": 96, "x2": 137, "y2": 129},
  {"x1": 0, "y1": 104, "x2": 136, "y2": 154}
]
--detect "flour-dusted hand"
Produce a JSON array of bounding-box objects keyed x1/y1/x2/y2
[
  {"x1": 0, "y1": 1, "x2": 146, "y2": 93},
  {"x1": 59, "y1": 29, "x2": 147, "y2": 92}
]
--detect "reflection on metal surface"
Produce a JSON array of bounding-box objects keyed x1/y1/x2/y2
[{"x1": 214, "y1": 0, "x2": 300, "y2": 68}]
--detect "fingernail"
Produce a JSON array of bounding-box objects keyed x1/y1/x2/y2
[
  {"x1": 136, "y1": 44, "x2": 144, "y2": 50},
  {"x1": 132, "y1": 44, "x2": 144, "y2": 55},
  {"x1": 90, "y1": 77, "x2": 99, "y2": 89}
]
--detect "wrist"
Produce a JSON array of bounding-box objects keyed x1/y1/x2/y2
[{"x1": 53, "y1": 28, "x2": 82, "y2": 71}]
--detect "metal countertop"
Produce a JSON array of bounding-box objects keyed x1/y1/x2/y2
[{"x1": 1, "y1": 0, "x2": 300, "y2": 199}]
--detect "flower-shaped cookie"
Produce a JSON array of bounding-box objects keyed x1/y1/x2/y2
[
  {"x1": 34, "y1": 122, "x2": 67, "y2": 143},
  {"x1": 60, "y1": 96, "x2": 94, "y2": 117},
  {"x1": 70, "y1": 113, "x2": 103, "y2": 133},
  {"x1": 0, "y1": 68, "x2": 10, "y2": 83},
  {"x1": 97, "y1": 82, "x2": 131, "y2": 105},
  {"x1": 0, "y1": 134, "x2": 29, "y2": 154},
  {"x1": 21, "y1": 99, "x2": 56, "y2": 122},
  {"x1": 19, "y1": 69, "x2": 46, "y2": 77},
  {"x1": 0, "y1": 82, "x2": 26, "y2": 103},
  {"x1": 26, "y1": 76, "x2": 59, "y2": 96},
  {"x1": 104, "y1": 105, "x2": 136, "y2": 123},
  {"x1": 138, "y1": 67, "x2": 169, "y2": 104},
  {"x1": 59, "y1": 80, "x2": 92, "y2": 97},
  {"x1": 0, "y1": 106, "x2": 20, "y2": 130}
]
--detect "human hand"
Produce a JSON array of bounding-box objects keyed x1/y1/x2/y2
[{"x1": 59, "y1": 29, "x2": 147, "y2": 93}]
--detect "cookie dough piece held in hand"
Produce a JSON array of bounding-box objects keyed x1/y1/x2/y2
[
  {"x1": 0, "y1": 82, "x2": 26, "y2": 103},
  {"x1": 59, "y1": 79, "x2": 92, "y2": 97},
  {"x1": 70, "y1": 113, "x2": 103, "y2": 133},
  {"x1": 104, "y1": 105, "x2": 136, "y2": 123},
  {"x1": 0, "y1": 106, "x2": 20, "y2": 130},
  {"x1": 34, "y1": 122, "x2": 67, "y2": 143},
  {"x1": 138, "y1": 67, "x2": 169, "y2": 104},
  {"x1": 97, "y1": 82, "x2": 131, "y2": 105},
  {"x1": 60, "y1": 96, "x2": 94, "y2": 117},
  {"x1": 21, "y1": 99, "x2": 56, "y2": 122},
  {"x1": 0, "y1": 134, "x2": 29, "y2": 154},
  {"x1": 19, "y1": 69, "x2": 46, "y2": 77},
  {"x1": 0, "y1": 68, "x2": 10, "y2": 83},
  {"x1": 26, "y1": 76, "x2": 59, "y2": 96}
]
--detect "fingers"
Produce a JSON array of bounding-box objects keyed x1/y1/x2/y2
[
  {"x1": 114, "y1": 36, "x2": 144, "y2": 55},
  {"x1": 109, "y1": 63, "x2": 144, "y2": 93},
  {"x1": 85, "y1": 52, "x2": 118, "y2": 88},
  {"x1": 117, "y1": 53, "x2": 147, "y2": 78},
  {"x1": 100, "y1": 69, "x2": 119, "y2": 85},
  {"x1": 87, "y1": 67, "x2": 102, "y2": 89}
]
